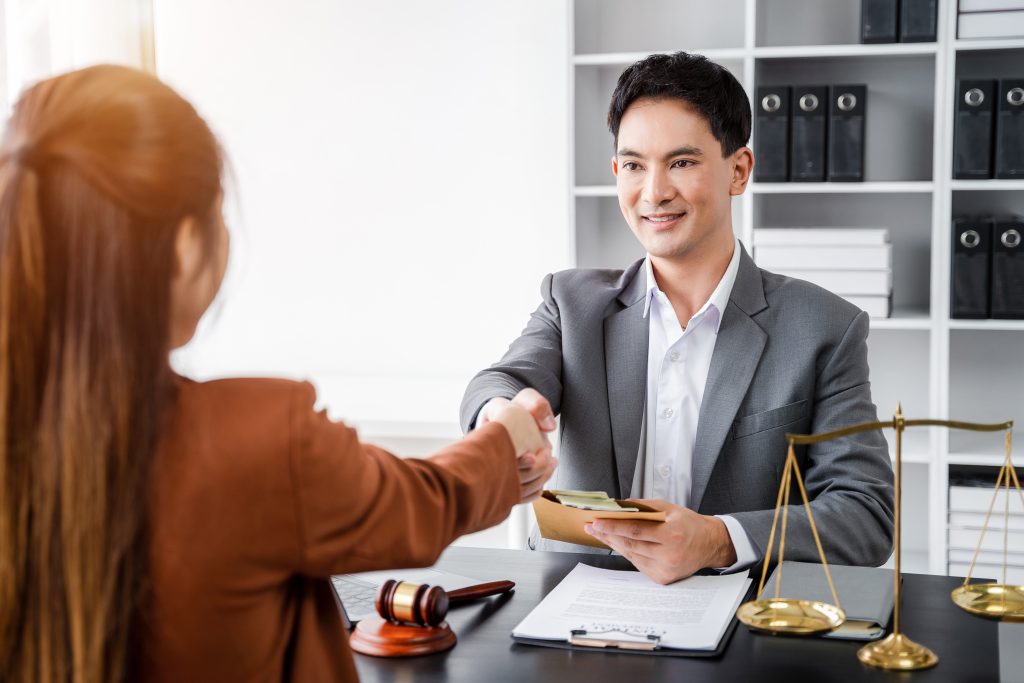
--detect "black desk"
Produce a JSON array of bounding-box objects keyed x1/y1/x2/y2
[{"x1": 355, "y1": 547, "x2": 997, "y2": 682}]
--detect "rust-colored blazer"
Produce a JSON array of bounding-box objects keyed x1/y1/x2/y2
[{"x1": 143, "y1": 377, "x2": 519, "y2": 682}]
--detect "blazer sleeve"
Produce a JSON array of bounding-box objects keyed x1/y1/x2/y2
[
  {"x1": 729, "y1": 311, "x2": 896, "y2": 567},
  {"x1": 459, "y1": 272, "x2": 564, "y2": 432},
  {"x1": 286, "y1": 382, "x2": 521, "y2": 577}
]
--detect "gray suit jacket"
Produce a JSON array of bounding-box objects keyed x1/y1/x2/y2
[{"x1": 461, "y1": 247, "x2": 895, "y2": 566}]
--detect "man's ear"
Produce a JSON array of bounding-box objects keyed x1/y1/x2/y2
[
  {"x1": 729, "y1": 147, "x2": 754, "y2": 196},
  {"x1": 611, "y1": 156, "x2": 619, "y2": 177}
]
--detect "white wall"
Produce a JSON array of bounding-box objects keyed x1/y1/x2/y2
[
  {"x1": 2, "y1": 0, "x2": 152, "y2": 108},
  {"x1": 155, "y1": 0, "x2": 571, "y2": 433}
]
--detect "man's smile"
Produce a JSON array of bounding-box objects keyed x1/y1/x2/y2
[{"x1": 641, "y1": 211, "x2": 687, "y2": 229}]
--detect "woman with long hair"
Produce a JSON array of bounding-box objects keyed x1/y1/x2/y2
[{"x1": 0, "y1": 64, "x2": 555, "y2": 682}]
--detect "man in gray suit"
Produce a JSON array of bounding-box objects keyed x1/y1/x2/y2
[{"x1": 461, "y1": 52, "x2": 894, "y2": 584}]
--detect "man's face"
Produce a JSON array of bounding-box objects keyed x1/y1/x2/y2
[{"x1": 613, "y1": 97, "x2": 747, "y2": 263}]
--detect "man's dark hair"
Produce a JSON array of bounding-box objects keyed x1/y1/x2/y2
[{"x1": 608, "y1": 52, "x2": 751, "y2": 157}]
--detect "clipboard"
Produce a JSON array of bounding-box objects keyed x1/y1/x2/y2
[
  {"x1": 510, "y1": 581, "x2": 752, "y2": 658},
  {"x1": 532, "y1": 491, "x2": 666, "y2": 549}
]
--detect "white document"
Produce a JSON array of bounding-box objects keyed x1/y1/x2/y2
[
  {"x1": 753, "y1": 227, "x2": 890, "y2": 246},
  {"x1": 774, "y1": 268, "x2": 892, "y2": 296},
  {"x1": 841, "y1": 295, "x2": 891, "y2": 319},
  {"x1": 512, "y1": 563, "x2": 751, "y2": 651},
  {"x1": 754, "y1": 244, "x2": 892, "y2": 270},
  {"x1": 960, "y1": 0, "x2": 1024, "y2": 11},
  {"x1": 958, "y1": 9, "x2": 1024, "y2": 39}
]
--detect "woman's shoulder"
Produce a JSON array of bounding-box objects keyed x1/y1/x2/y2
[
  {"x1": 175, "y1": 375, "x2": 317, "y2": 411},
  {"x1": 167, "y1": 376, "x2": 326, "y2": 457}
]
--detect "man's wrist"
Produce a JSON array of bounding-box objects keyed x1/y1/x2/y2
[{"x1": 706, "y1": 515, "x2": 737, "y2": 568}]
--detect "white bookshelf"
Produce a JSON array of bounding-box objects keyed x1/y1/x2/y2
[
  {"x1": 750, "y1": 181, "x2": 935, "y2": 193},
  {"x1": 950, "y1": 179, "x2": 1024, "y2": 190},
  {"x1": 752, "y1": 43, "x2": 938, "y2": 58},
  {"x1": 570, "y1": 0, "x2": 1024, "y2": 577}
]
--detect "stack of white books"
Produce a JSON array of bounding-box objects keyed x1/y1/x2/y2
[
  {"x1": 958, "y1": 0, "x2": 1024, "y2": 39},
  {"x1": 752, "y1": 228, "x2": 893, "y2": 319},
  {"x1": 948, "y1": 484, "x2": 1024, "y2": 584}
]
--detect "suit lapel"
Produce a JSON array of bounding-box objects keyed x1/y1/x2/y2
[
  {"x1": 690, "y1": 248, "x2": 768, "y2": 511},
  {"x1": 604, "y1": 260, "x2": 648, "y2": 498}
]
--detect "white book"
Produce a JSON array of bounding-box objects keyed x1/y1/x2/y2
[
  {"x1": 755, "y1": 245, "x2": 892, "y2": 270},
  {"x1": 949, "y1": 527, "x2": 1024, "y2": 551},
  {"x1": 958, "y1": 9, "x2": 1024, "y2": 38},
  {"x1": 950, "y1": 511, "x2": 1024, "y2": 531},
  {"x1": 753, "y1": 228, "x2": 890, "y2": 246},
  {"x1": 948, "y1": 563, "x2": 1024, "y2": 583},
  {"x1": 950, "y1": 486, "x2": 1024, "y2": 513},
  {"x1": 775, "y1": 269, "x2": 892, "y2": 296},
  {"x1": 949, "y1": 547, "x2": 1024, "y2": 564},
  {"x1": 960, "y1": 0, "x2": 1024, "y2": 12},
  {"x1": 841, "y1": 295, "x2": 891, "y2": 318}
]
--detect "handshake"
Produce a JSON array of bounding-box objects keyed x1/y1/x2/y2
[{"x1": 478, "y1": 389, "x2": 558, "y2": 505}]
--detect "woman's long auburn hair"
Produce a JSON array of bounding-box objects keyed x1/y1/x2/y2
[{"x1": 0, "y1": 65, "x2": 222, "y2": 682}]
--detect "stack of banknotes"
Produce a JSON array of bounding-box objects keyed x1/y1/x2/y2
[{"x1": 551, "y1": 489, "x2": 639, "y2": 512}]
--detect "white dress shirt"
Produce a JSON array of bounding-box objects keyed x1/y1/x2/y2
[{"x1": 638, "y1": 239, "x2": 756, "y2": 571}]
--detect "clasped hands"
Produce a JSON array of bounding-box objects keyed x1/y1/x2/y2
[
  {"x1": 480, "y1": 388, "x2": 558, "y2": 505},
  {"x1": 484, "y1": 389, "x2": 737, "y2": 585}
]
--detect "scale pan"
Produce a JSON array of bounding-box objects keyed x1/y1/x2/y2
[
  {"x1": 736, "y1": 598, "x2": 845, "y2": 635},
  {"x1": 951, "y1": 583, "x2": 1024, "y2": 622}
]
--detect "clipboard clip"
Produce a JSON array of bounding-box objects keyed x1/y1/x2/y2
[{"x1": 568, "y1": 628, "x2": 661, "y2": 651}]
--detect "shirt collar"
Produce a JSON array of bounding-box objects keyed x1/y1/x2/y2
[{"x1": 642, "y1": 238, "x2": 741, "y2": 334}]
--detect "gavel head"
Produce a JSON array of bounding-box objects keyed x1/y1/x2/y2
[{"x1": 376, "y1": 580, "x2": 450, "y2": 627}]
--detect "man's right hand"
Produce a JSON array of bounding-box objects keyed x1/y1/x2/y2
[
  {"x1": 479, "y1": 388, "x2": 557, "y2": 433},
  {"x1": 489, "y1": 401, "x2": 557, "y2": 503},
  {"x1": 482, "y1": 388, "x2": 559, "y2": 503}
]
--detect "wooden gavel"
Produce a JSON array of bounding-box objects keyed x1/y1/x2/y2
[{"x1": 375, "y1": 579, "x2": 516, "y2": 627}]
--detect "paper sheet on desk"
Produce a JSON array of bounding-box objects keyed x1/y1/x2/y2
[{"x1": 512, "y1": 563, "x2": 751, "y2": 651}]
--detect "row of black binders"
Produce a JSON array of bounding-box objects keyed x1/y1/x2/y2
[
  {"x1": 754, "y1": 85, "x2": 866, "y2": 183},
  {"x1": 861, "y1": 0, "x2": 938, "y2": 43},
  {"x1": 954, "y1": 79, "x2": 1024, "y2": 179},
  {"x1": 951, "y1": 216, "x2": 1024, "y2": 319}
]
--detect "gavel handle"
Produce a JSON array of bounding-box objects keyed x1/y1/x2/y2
[{"x1": 446, "y1": 580, "x2": 515, "y2": 604}]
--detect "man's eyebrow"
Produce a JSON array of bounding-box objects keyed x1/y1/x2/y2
[
  {"x1": 665, "y1": 146, "x2": 703, "y2": 158},
  {"x1": 616, "y1": 146, "x2": 704, "y2": 159}
]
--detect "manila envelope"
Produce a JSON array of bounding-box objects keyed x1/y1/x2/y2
[{"x1": 532, "y1": 490, "x2": 666, "y2": 549}]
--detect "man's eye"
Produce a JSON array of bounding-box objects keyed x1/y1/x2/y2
[
  {"x1": 622, "y1": 161, "x2": 641, "y2": 171},
  {"x1": 671, "y1": 159, "x2": 695, "y2": 168}
]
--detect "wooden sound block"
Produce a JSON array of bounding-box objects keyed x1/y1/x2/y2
[{"x1": 350, "y1": 617, "x2": 457, "y2": 657}]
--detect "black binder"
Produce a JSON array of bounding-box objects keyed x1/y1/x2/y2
[
  {"x1": 899, "y1": 0, "x2": 937, "y2": 42},
  {"x1": 951, "y1": 216, "x2": 992, "y2": 319},
  {"x1": 991, "y1": 217, "x2": 1024, "y2": 319},
  {"x1": 861, "y1": 0, "x2": 898, "y2": 43},
  {"x1": 954, "y1": 80, "x2": 996, "y2": 180},
  {"x1": 828, "y1": 85, "x2": 867, "y2": 182},
  {"x1": 791, "y1": 86, "x2": 828, "y2": 182},
  {"x1": 995, "y1": 79, "x2": 1024, "y2": 179},
  {"x1": 754, "y1": 86, "x2": 790, "y2": 182}
]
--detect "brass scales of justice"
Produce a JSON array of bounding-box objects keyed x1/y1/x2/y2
[{"x1": 735, "y1": 405, "x2": 1023, "y2": 671}]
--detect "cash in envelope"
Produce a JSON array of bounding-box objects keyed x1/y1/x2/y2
[{"x1": 551, "y1": 489, "x2": 639, "y2": 512}]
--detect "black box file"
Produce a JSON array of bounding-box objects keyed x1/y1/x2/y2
[
  {"x1": 861, "y1": 0, "x2": 898, "y2": 43},
  {"x1": 951, "y1": 217, "x2": 992, "y2": 319},
  {"x1": 791, "y1": 86, "x2": 828, "y2": 182},
  {"x1": 991, "y1": 217, "x2": 1024, "y2": 319},
  {"x1": 755, "y1": 86, "x2": 790, "y2": 182},
  {"x1": 899, "y1": 0, "x2": 937, "y2": 42},
  {"x1": 954, "y1": 80, "x2": 996, "y2": 180},
  {"x1": 995, "y1": 79, "x2": 1024, "y2": 179},
  {"x1": 828, "y1": 85, "x2": 867, "y2": 182}
]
